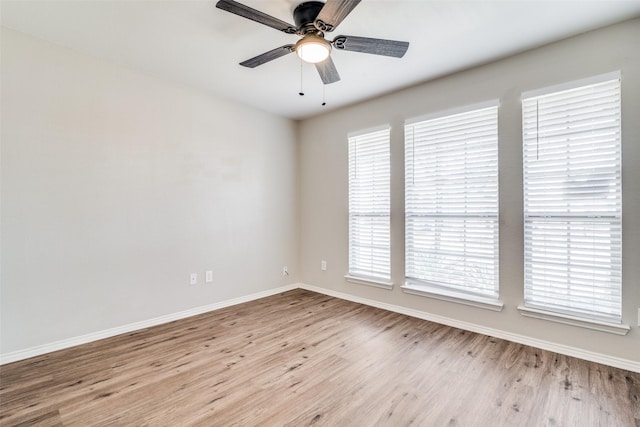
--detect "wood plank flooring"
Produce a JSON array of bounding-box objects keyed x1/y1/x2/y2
[{"x1": 1, "y1": 289, "x2": 638, "y2": 426}]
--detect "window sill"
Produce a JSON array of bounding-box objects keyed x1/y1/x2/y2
[
  {"x1": 401, "y1": 282, "x2": 503, "y2": 312},
  {"x1": 517, "y1": 305, "x2": 630, "y2": 336},
  {"x1": 344, "y1": 275, "x2": 394, "y2": 290}
]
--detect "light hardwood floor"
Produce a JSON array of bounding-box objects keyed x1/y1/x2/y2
[{"x1": 1, "y1": 289, "x2": 638, "y2": 426}]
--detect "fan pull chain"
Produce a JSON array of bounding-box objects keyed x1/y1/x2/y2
[
  {"x1": 299, "y1": 60, "x2": 304, "y2": 96},
  {"x1": 322, "y1": 84, "x2": 326, "y2": 106}
]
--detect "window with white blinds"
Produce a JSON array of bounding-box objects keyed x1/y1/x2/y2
[
  {"x1": 404, "y1": 103, "x2": 499, "y2": 301},
  {"x1": 348, "y1": 127, "x2": 391, "y2": 282},
  {"x1": 522, "y1": 73, "x2": 622, "y2": 324}
]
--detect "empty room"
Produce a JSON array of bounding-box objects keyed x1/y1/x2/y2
[{"x1": 1, "y1": 0, "x2": 639, "y2": 425}]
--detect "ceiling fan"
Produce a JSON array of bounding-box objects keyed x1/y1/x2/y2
[{"x1": 215, "y1": 0, "x2": 410, "y2": 85}]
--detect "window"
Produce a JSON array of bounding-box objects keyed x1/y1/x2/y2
[
  {"x1": 404, "y1": 102, "x2": 500, "y2": 306},
  {"x1": 347, "y1": 126, "x2": 391, "y2": 286},
  {"x1": 521, "y1": 73, "x2": 622, "y2": 327}
]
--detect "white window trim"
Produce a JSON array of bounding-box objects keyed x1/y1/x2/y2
[
  {"x1": 348, "y1": 125, "x2": 391, "y2": 282},
  {"x1": 521, "y1": 73, "x2": 623, "y2": 325},
  {"x1": 344, "y1": 274, "x2": 394, "y2": 290},
  {"x1": 404, "y1": 101, "x2": 500, "y2": 304},
  {"x1": 348, "y1": 124, "x2": 391, "y2": 139},
  {"x1": 405, "y1": 99, "x2": 500, "y2": 125},
  {"x1": 402, "y1": 281, "x2": 504, "y2": 312},
  {"x1": 517, "y1": 305, "x2": 630, "y2": 335},
  {"x1": 521, "y1": 70, "x2": 621, "y2": 99}
]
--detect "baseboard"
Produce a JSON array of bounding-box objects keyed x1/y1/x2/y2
[
  {"x1": 298, "y1": 283, "x2": 640, "y2": 373},
  {"x1": 0, "y1": 284, "x2": 298, "y2": 365},
  {"x1": 3, "y1": 282, "x2": 638, "y2": 373}
]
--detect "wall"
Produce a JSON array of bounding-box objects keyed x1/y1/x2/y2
[
  {"x1": 0, "y1": 28, "x2": 298, "y2": 355},
  {"x1": 298, "y1": 19, "x2": 640, "y2": 364}
]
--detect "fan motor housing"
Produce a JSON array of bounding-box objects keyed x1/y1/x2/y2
[{"x1": 293, "y1": 1, "x2": 324, "y2": 29}]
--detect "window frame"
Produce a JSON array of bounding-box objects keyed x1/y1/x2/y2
[
  {"x1": 518, "y1": 71, "x2": 628, "y2": 334},
  {"x1": 346, "y1": 125, "x2": 393, "y2": 289},
  {"x1": 402, "y1": 101, "x2": 501, "y2": 310}
]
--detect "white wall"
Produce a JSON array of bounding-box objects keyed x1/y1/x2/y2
[
  {"x1": 0, "y1": 28, "x2": 298, "y2": 355},
  {"x1": 2, "y1": 19, "x2": 639, "y2": 366},
  {"x1": 298, "y1": 19, "x2": 640, "y2": 363}
]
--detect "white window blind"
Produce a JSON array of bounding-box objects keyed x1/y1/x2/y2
[
  {"x1": 405, "y1": 103, "x2": 499, "y2": 300},
  {"x1": 522, "y1": 74, "x2": 622, "y2": 324},
  {"x1": 348, "y1": 127, "x2": 391, "y2": 281}
]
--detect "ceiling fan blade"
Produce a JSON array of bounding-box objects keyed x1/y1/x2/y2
[
  {"x1": 333, "y1": 35, "x2": 409, "y2": 58},
  {"x1": 314, "y1": 0, "x2": 361, "y2": 32},
  {"x1": 216, "y1": 0, "x2": 296, "y2": 34},
  {"x1": 240, "y1": 45, "x2": 294, "y2": 68},
  {"x1": 315, "y1": 57, "x2": 341, "y2": 85}
]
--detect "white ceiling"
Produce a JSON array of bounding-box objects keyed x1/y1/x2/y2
[{"x1": 2, "y1": 0, "x2": 639, "y2": 119}]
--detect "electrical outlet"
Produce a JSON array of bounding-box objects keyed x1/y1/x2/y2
[
  {"x1": 637, "y1": 308, "x2": 640, "y2": 327},
  {"x1": 205, "y1": 270, "x2": 213, "y2": 283},
  {"x1": 190, "y1": 273, "x2": 198, "y2": 285},
  {"x1": 282, "y1": 266, "x2": 289, "y2": 276},
  {"x1": 321, "y1": 260, "x2": 327, "y2": 271}
]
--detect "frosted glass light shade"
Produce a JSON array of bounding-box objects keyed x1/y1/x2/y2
[{"x1": 295, "y1": 35, "x2": 331, "y2": 63}]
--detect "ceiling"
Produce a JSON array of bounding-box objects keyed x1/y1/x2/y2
[{"x1": 2, "y1": 0, "x2": 639, "y2": 120}]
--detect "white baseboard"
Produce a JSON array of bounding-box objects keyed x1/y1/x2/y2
[
  {"x1": 298, "y1": 283, "x2": 640, "y2": 373},
  {"x1": 3, "y1": 282, "x2": 638, "y2": 373},
  {"x1": 0, "y1": 284, "x2": 298, "y2": 365}
]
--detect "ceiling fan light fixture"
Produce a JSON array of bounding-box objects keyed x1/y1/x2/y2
[
  {"x1": 216, "y1": 0, "x2": 410, "y2": 85},
  {"x1": 295, "y1": 35, "x2": 331, "y2": 63}
]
